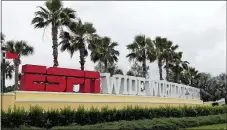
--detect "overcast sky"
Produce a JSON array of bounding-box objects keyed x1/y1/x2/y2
[{"x1": 1, "y1": 1, "x2": 226, "y2": 86}]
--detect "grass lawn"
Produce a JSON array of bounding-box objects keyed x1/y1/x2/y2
[{"x1": 186, "y1": 123, "x2": 227, "y2": 129}]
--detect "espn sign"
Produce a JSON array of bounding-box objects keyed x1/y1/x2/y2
[{"x1": 20, "y1": 64, "x2": 100, "y2": 93}]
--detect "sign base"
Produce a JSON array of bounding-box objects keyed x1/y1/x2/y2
[{"x1": 2, "y1": 91, "x2": 204, "y2": 111}]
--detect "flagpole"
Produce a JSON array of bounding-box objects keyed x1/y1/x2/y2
[{"x1": 1, "y1": 44, "x2": 5, "y2": 94}]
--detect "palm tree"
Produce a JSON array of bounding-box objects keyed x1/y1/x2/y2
[
  {"x1": 215, "y1": 73, "x2": 227, "y2": 104},
  {"x1": 5, "y1": 40, "x2": 34, "y2": 89},
  {"x1": 196, "y1": 73, "x2": 212, "y2": 89},
  {"x1": 204, "y1": 73, "x2": 226, "y2": 103},
  {"x1": 89, "y1": 36, "x2": 119, "y2": 72},
  {"x1": 152, "y1": 37, "x2": 167, "y2": 80},
  {"x1": 60, "y1": 19, "x2": 96, "y2": 70},
  {"x1": 126, "y1": 35, "x2": 156, "y2": 78},
  {"x1": 191, "y1": 72, "x2": 212, "y2": 102},
  {"x1": 181, "y1": 67, "x2": 200, "y2": 86},
  {"x1": 162, "y1": 41, "x2": 179, "y2": 81},
  {"x1": 169, "y1": 52, "x2": 189, "y2": 83},
  {"x1": 1, "y1": 61, "x2": 14, "y2": 79},
  {"x1": 31, "y1": 0, "x2": 76, "y2": 67}
]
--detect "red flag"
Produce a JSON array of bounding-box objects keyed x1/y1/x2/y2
[{"x1": 5, "y1": 51, "x2": 18, "y2": 59}]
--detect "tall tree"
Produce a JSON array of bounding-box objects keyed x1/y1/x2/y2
[
  {"x1": 180, "y1": 67, "x2": 200, "y2": 86},
  {"x1": 169, "y1": 52, "x2": 189, "y2": 83},
  {"x1": 195, "y1": 72, "x2": 212, "y2": 89},
  {"x1": 31, "y1": 0, "x2": 76, "y2": 67},
  {"x1": 204, "y1": 74, "x2": 226, "y2": 102},
  {"x1": 60, "y1": 19, "x2": 96, "y2": 70},
  {"x1": 214, "y1": 73, "x2": 227, "y2": 104},
  {"x1": 152, "y1": 37, "x2": 167, "y2": 80},
  {"x1": 195, "y1": 73, "x2": 212, "y2": 102},
  {"x1": 5, "y1": 40, "x2": 34, "y2": 89},
  {"x1": 126, "y1": 35, "x2": 156, "y2": 78},
  {"x1": 89, "y1": 36, "x2": 119, "y2": 72},
  {"x1": 162, "y1": 41, "x2": 179, "y2": 81},
  {"x1": 1, "y1": 61, "x2": 14, "y2": 80}
]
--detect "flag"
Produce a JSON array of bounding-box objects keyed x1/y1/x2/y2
[{"x1": 5, "y1": 51, "x2": 18, "y2": 59}]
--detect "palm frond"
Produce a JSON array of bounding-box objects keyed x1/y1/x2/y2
[
  {"x1": 45, "y1": 0, "x2": 62, "y2": 11},
  {"x1": 110, "y1": 42, "x2": 119, "y2": 48},
  {"x1": 6, "y1": 40, "x2": 34, "y2": 57},
  {"x1": 59, "y1": 8, "x2": 76, "y2": 26},
  {"x1": 37, "y1": 6, "x2": 49, "y2": 14},
  {"x1": 14, "y1": 41, "x2": 34, "y2": 56},
  {"x1": 113, "y1": 50, "x2": 120, "y2": 56},
  {"x1": 89, "y1": 36, "x2": 119, "y2": 67},
  {"x1": 145, "y1": 38, "x2": 153, "y2": 46},
  {"x1": 84, "y1": 22, "x2": 96, "y2": 34},
  {"x1": 21, "y1": 43, "x2": 34, "y2": 56},
  {"x1": 126, "y1": 53, "x2": 137, "y2": 61},
  {"x1": 31, "y1": 17, "x2": 44, "y2": 25},
  {"x1": 147, "y1": 50, "x2": 157, "y2": 62},
  {"x1": 31, "y1": 17, "x2": 50, "y2": 28},
  {"x1": 1, "y1": 61, "x2": 15, "y2": 80},
  {"x1": 5, "y1": 40, "x2": 16, "y2": 53},
  {"x1": 134, "y1": 35, "x2": 146, "y2": 47},
  {"x1": 126, "y1": 42, "x2": 138, "y2": 50},
  {"x1": 35, "y1": 11, "x2": 49, "y2": 19},
  {"x1": 61, "y1": 7, "x2": 76, "y2": 19}
]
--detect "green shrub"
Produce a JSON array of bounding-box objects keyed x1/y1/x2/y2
[
  {"x1": 52, "y1": 114, "x2": 227, "y2": 130},
  {"x1": 1, "y1": 106, "x2": 28, "y2": 128},
  {"x1": 4, "y1": 114, "x2": 226, "y2": 130},
  {"x1": 1, "y1": 105, "x2": 227, "y2": 128}
]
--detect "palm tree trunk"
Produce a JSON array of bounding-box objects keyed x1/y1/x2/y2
[
  {"x1": 190, "y1": 78, "x2": 193, "y2": 86},
  {"x1": 13, "y1": 59, "x2": 19, "y2": 90},
  {"x1": 176, "y1": 69, "x2": 180, "y2": 83},
  {"x1": 104, "y1": 61, "x2": 108, "y2": 73},
  {"x1": 158, "y1": 59, "x2": 163, "y2": 80},
  {"x1": 174, "y1": 63, "x2": 181, "y2": 83},
  {"x1": 99, "y1": 62, "x2": 103, "y2": 72},
  {"x1": 79, "y1": 43, "x2": 86, "y2": 70},
  {"x1": 166, "y1": 60, "x2": 169, "y2": 81},
  {"x1": 142, "y1": 59, "x2": 147, "y2": 78},
  {"x1": 52, "y1": 24, "x2": 59, "y2": 67},
  {"x1": 142, "y1": 50, "x2": 147, "y2": 78}
]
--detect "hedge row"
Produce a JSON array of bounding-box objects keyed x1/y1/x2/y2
[
  {"x1": 2, "y1": 105, "x2": 227, "y2": 128},
  {"x1": 51, "y1": 114, "x2": 227, "y2": 130},
  {"x1": 4, "y1": 114, "x2": 227, "y2": 130}
]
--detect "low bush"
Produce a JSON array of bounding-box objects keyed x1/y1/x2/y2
[
  {"x1": 2, "y1": 105, "x2": 227, "y2": 128},
  {"x1": 50, "y1": 114, "x2": 227, "y2": 129},
  {"x1": 6, "y1": 114, "x2": 227, "y2": 130}
]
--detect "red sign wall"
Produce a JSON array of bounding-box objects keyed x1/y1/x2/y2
[{"x1": 20, "y1": 64, "x2": 100, "y2": 93}]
